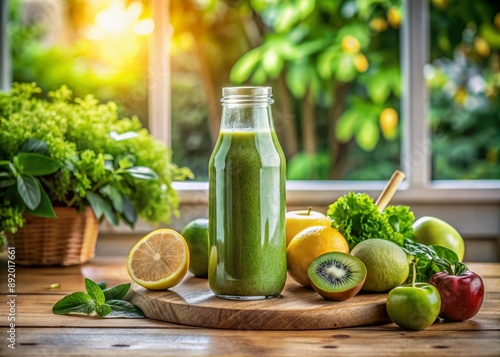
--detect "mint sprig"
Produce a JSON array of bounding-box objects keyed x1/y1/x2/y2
[{"x1": 52, "y1": 278, "x2": 144, "y2": 318}]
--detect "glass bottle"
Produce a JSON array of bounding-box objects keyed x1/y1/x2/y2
[{"x1": 208, "y1": 86, "x2": 287, "y2": 300}]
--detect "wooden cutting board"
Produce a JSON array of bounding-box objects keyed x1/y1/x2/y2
[{"x1": 126, "y1": 275, "x2": 390, "y2": 330}]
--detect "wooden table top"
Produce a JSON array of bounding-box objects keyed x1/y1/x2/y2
[{"x1": 0, "y1": 256, "x2": 499, "y2": 357}]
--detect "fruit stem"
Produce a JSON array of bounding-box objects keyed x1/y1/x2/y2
[
  {"x1": 307, "y1": 207, "x2": 312, "y2": 216},
  {"x1": 411, "y1": 260, "x2": 416, "y2": 288}
]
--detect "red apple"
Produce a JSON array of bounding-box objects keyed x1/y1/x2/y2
[{"x1": 429, "y1": 261, "x2": 484, "y2": 321}]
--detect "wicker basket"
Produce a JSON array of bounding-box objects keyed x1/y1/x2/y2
[{"x1": 7, "y1": 207, "x2": 99, "y2": 266}]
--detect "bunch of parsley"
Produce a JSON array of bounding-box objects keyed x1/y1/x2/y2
[{"x1": 327, "y1": 192, "x2": 415, "y2": 250}]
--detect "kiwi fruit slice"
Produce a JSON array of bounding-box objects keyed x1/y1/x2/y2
[{"x1": 307, "y1": 252, "x2": 367, "y2": 301}]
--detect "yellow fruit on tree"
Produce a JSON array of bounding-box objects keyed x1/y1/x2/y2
[
  {"x1": 474, "y1": 37, "x2": 490, "y2": 57},
  {"x1": 286, "y1": 226, "x2": 349, "y2": 287},
  {"x1": 369, "y1": 18, "x2": 388, "y2": 32},
  {"x1": 387, "y1": 8, "x2": 401, "y2": 28},
  {"x1": 454, "y1": 88, "x2": 467, "y2": 105},
  {"x1": 495, "y1": 13, "x2": 500, "y2": 30},
  {"x1": 341, "y1": 35, "x2": 361, "y2": 54},
  {"x1": 354, "y1": 54, "x2": 369, "y2": 73},
  {"x1": 380, "y1": 108, "x2": 398, "y2": 139}
]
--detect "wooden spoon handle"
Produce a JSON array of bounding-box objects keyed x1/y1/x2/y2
[{"x1": 375, "y1": 170, "x2": 406, "y2": 212}]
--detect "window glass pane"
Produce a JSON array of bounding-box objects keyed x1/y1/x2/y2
[
  {"x1": 8, "y1": 0, "x2": 150, "y2": 126},
  {"x1": 428, "y1": 0, "x2": 500, "y2": 180},
  {"x1": 171, "y1": 0, "x2": 402, "y2": 181}
]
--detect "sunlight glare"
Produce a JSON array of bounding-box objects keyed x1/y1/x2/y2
[
  {"x1": 95, "y1": 1, "x2": 142, "y2": 34},
  {"x1": 134, "y1": 19, "x2": 155, "y2": 35}
]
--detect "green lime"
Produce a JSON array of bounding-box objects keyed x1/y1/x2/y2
[
  {"x1": 350, "y1": 238, "x2": 409, "y2": 292},
  {"x1": 181, "y1": 218, "x2": 209, "y2": 278}
]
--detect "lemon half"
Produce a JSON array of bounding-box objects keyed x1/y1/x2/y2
[{"x1": 127, "y1": 229, "x2": 190, "y2": 290}]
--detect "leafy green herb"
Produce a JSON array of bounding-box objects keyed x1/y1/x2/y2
[
  {"x1": 327, "y1": 192, "x2": 415, "y2": 250},
  {"x1": 402, "y1": 238, "x2": 459, "y2": 283},
  {"x1": 52, "y1": 279, "x2": 144, "y2": 318},
  {"x1": 0, "y1": 139, "x2": 60, "y2": 215},
  {"x1": 0, "y1": 83, "x2": 194, "y2": 249}
]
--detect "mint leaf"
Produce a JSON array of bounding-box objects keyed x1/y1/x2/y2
[
  {"x1": 95, "y1": 304, "x2": 112, "y2": 317},
  {"x1": 52, "y1": 292, "x2": 95, "y2": 315},
  {"x1": 85, "y1": 278, "x2": 105, "y2": 305},
  {"x1": 53, "y1": 279, "x2": 144, "y2": 319},
  {"x1": 106, "y1": 300, "x2": 145, "y2": 318},
  {"x1": 103, "y1": 283, "x2": 130, "y2": 301}
]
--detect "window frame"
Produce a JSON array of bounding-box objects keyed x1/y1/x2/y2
[{"x1": 150, "y1": 0, "x2": 500, "y2": 206}]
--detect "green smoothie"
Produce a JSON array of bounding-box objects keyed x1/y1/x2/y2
[{"x1": 208, "y1": 130, "x2": 286, "y2": 299}]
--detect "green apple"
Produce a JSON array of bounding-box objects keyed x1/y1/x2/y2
[
  {"x1": 386, "y1": 282, "x2": 441, "y2": 330},
  {"x1": 285, "y1": 209, "x2": 331, "y2": 247},
  {"x1": 413, "y1": 216, "x2": 465, "y2": 261}
]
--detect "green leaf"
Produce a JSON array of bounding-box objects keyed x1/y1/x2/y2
[
  {"x1": 275, "y1": 4, "x2": 300, "y2": 33},
  {"x1": 355, "y1": 120, "x2": 379, "y2": 152},
  {"x1": 86, "y1": 191, "x2": 104, "y2": 219},
  {"x1": 297, "y1": 0, "x2": 316, "y2": 18},
  {"x1": 261, "y1": 48, "x2": 284, "y2": 79},
  {"x1": 100, "y1": 185, "x2": 124, "y2": 213},
  {"x1": 26, "y1": 179, "x2": 56, "y2": 218},
  {"x1": 292, "y1": 38, "x2": 331, "y2": 59},
  {"x1": 402, "y1": 239, "x2": 459, "y2": 283},
  {"x1": 336, "y1": 110, "x2": 359, "y2": 142},
  {"x1": 365, "y1": 72, "x2": 391, "y2": 104},
  {"x1": 95, "y1": 304, "x2": 112, "y2": 317},
  {"x1": 121, "y1": 196, "x2": 137, "y2": 228},
  {"x1": 480, "y1": 23, "x2": 500, "y2": 49},
  {"x1": 250, "y1": 66, "x2": 267, "y2": 85},
  {"x1": 52, "y1": 292, "x2": 95, "y2": 315},
  {"x1": 19, "y1": 139, "x2": 50, "y2": 155},
  {"x1": 230, "y1": 47, "x2": 263, "y2": 84},
  {"x1": 317, "y1": 47, "x2": 338, "y2": 80},
  {"x1": 286, "y1": 61, "x2": 310, "y2": 98},
  {"x1": 85, "y1": 278, "x2": 106, "y2": 306},
  {"x1": 16, "y1": 153, "x2": 61, "y2": 176},
  {"x1": 123, "y1": 166, "x2": 158, "y2": 180},
  {"x1": 116, "y1": 154, "x2": 136, "y2": 170},
  {"x1": 335, "y1": 54, "x2": 356, "y2": 82},
  {"x1": 106, "y1": 300, "x2": 145, "y2": 318},
  {"x1": 86, "y1": 191, "x2": 119, "y2": 225},
  {"x1": 430, "y1": 245, "x2": 459, "y2": 263},
  {"x1": 0, "y1": 178, "x2": 16, "y2": 188},
  {"x1": 103, "y1": 283, "x2": 131, "y2": 301},
  {"x1": 98, "y1": 282, "x2": 107, "y2": 290},
  {"x1": 17, "y1": 175, "x2": 41, "y2": 210}
]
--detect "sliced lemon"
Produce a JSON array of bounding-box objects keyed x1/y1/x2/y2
[{"x1": 127, "y1": 229, "x2": 190, "y2": 290}]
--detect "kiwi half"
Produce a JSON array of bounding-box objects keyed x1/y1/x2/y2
[{"x1": 307, "y1": 252, "x2": 367, "y2": 301}]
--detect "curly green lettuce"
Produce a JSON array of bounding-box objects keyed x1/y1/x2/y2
[{"x1": 327, "y1": 192, "x2": 415, "y2": 250}]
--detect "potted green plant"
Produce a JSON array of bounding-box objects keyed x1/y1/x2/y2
[{"x1": 0, "y1": 83, "x2": 192, "y2": 265}]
